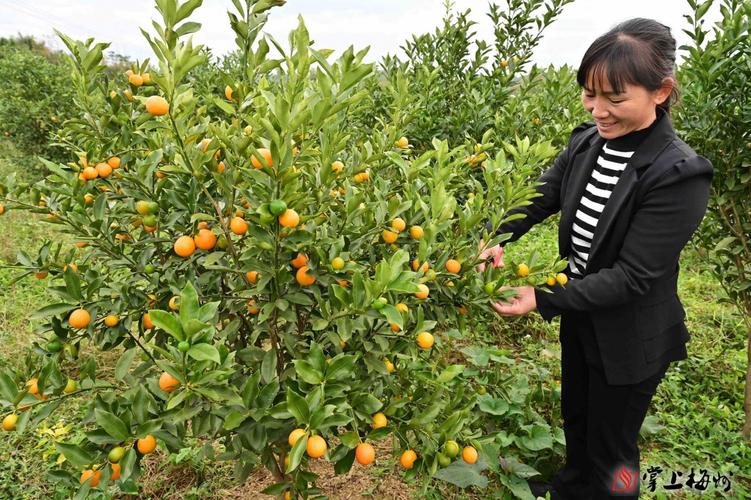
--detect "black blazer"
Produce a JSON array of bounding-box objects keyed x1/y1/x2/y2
[{"x1": 488, "y1": 109, "x2": 714, "y2": 385}]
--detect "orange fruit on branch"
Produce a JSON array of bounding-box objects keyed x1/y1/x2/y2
[
  {"x1": 279, "y1": 209, "x2": 300, "y2": 228},
  {"x1": 415, "y1": 283, "x2": 429, "y2": 299},
  {"x1": 159, "y1": 372, "x2": 180, "y2": 392},
  {"x1": 110, "y1": 463, "x2": 121, "y2": 481},
  {"x1": 291, "y1": 253, "x2": 308, "y2": 269},
  {"x1": 128, "y1": 73, "x2": 143, "y2": 87},
  {"x1": 2, "y1": 414, "x2": 17, "y2": 432},
  {"x1": 306, "y1": 435, "x2": 327, "y2": 458},
  {"x1": 400, "y1": 449, "x2": 417, "y2": 469},
  {"x1": 229, "y1": 216, "x2": 249, "y2": 235},
  {"x1": 288, "y1": 428, "x2": 306, "y2": 447},
  {"x1": 251, "y1": 148, "x2": 273, "y2": 169},
  {"x1": 69, "y1": 308, "x2": 91, "y2": 329},
  {"x1": 382, "y1": 230, "x2": 398, "y2": 244},
  {"x1": 174, "y1": 235, "x2": 196, "y2": 257},
  {"x1": 137, "y1": 434, "x2": 157, "y2": 454},
  {"x1": 145, "y1": 95, "x2": 169, "y2": 116},
  {"x1": 416, "y1": 331, "x2": 434, "y2": 349},
  {"x1": 445, "y1": 259, "x2": 461, "y2": 274},
  {"x1": 194, "y1": 228, "x2": 217, "y2": 250},
  {"x1": 355, "y1": 442, "x2": 375, "y2": 465},
  {"x1": 462, "y1": 446, "x2": 478, "y2": 464},
  {"x1": 143, "y1": 313, "x2": 154, "y2": 330},
  {"x1": 95, "y1": 162, "x2": 112, "y2": 178},
  {"x1": 372, "y1": 412, "x2": 387, "y2": 429},
  {"x1": 80, "y1": 469, "x2": 102, "y2": 487},
  {"x1": 296, "y1": 266, "x2": 316, "y2": 287}
]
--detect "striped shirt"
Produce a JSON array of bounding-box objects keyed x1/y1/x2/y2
[{"x1": 567, "y1": 119, "x2": 659, "y2": 279}]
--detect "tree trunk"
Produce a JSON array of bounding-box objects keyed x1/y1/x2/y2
[{"x1": 743, "y1": 331, "x2": 751, "y2": 438}]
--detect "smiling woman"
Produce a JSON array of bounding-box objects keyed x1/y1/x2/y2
[
  {"x1": 577, "y1": 18, "x2": 678, "y2": 139},
  {"x1": 483, "y1": 17, "x2": 713, "y2": 500}
]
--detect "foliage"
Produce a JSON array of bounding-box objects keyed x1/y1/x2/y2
[
  {"x1": 0, "y1": 44, "x2": 75, "y2": 168},
  {"x1": 0, "y1": 0, "x2": 571, "y2": 498},
  {"x1": 350, "y1": 0, "x2": 576, "y2": 152},
  {"x1": 674, "y1": 0, "x2": 751, "y2": 436}
]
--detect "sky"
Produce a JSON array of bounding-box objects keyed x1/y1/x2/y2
[{"x1": 0, "y1": 0, "x2": 722, "y2": 67}]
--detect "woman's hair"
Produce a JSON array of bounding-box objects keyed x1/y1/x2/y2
[{"x1": 577, "y1": 18, "x2": 679, "y2": 113}]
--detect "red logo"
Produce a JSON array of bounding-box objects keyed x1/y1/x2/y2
[{"x1": 611, "y1": 465, "x2": 639, "y2": 493}]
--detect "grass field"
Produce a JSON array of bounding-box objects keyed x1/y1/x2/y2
[{"x1": 0, "y1": 138, "x2": 748, "y2": 499}]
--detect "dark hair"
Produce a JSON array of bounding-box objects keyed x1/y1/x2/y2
[{"x1": 577, "y1": 18, "x2": 679, "y2": 113}]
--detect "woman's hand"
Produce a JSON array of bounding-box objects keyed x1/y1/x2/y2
[
  {"x1": 477, "y1": 239, "x2": 505, "y2": 272},
  {"x1": 492, "y1": 286, "x2": 537, "y2": 316}
]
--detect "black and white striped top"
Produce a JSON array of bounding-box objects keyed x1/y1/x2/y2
[{"x1": 567, "y1": 119, "x2": 658, "y2": 278}]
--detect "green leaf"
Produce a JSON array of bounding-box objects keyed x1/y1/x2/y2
[
  {"x1": 286, "y1": 388, "x2": 309, "y2": 424},
  {"x1": 184, "y1": 319, "x2": 210, "y2": 337},
  {"x1": 517, "y1": 423, "x2": 553, "y2": 451},
  {"x1": 63, "y1": 268, "x2": 82, "y2": 301},
  {"x1": 30, "y1": 303, "x2": 75, "y2": 321},
  {"x1": 325, "y1": 354, "x2": 355, "y2": 381},
  {"x1": 334, "y1": 447, "x2": 356, "y2": 475},
  {"x1": 94, "y1": 409, "x2": 130, "y2": 441},
  {"x1": 261, "y1": 348, "x2": 277, "y2": 383},
  {"x1": 411, "y1": 400, "x2": 444, "y2": 426},
  {"x1": 187, "y1": 343, "x2": 221, "y2": 364},
  {"x1": 378, "y1": 305, "x2": 402, "y2": 328},
  {"x1": 175, "y1": 21, "x2": 201, "y2": 37},
  {"x1": 54, "y1": 442, "x2": 95, "y2": 469},
  {"x1": 197, "y1": 301, "x2": 219, "y2": 323},
  {"x1": 287, "y1": 433, "x2": 308, "y2": 473},
  {"x1": 433, "y1": 460, "x2": 489, "y2": 489},
  {"x1": 0, "y1": 371, "x2": 19, "y2": 402},
  {"x1": 115, "y1": 348, "x2": 138, "y2": 381},
  {"x1": 294, "y1": 360, "x2": 323, "y2": 384},
  {"x1": 339, "y1": 431, "x2": 360, "y2": 449},
  {"x1": 149, "y1": 309, "x2": 184, "y2": 341},
  {"x1": 224, "y1": 410, "x2": 248, "y2": 430},
  {"x1": 477, "y1": 394, "x2": 509, "y2": 416},
  {"x1": 436, "y1": 364, "x2": 464, "y2": 383},
  {"x1": 353, "y1": 394, "x2": 382, "y2": 414},
  {"x1": 460, "y1": 347, "x2": 490, "y2": 367},
  {"x1": 179, "y1": 282, "x2": 200, "y2": 327},
  {"x1": 213, "y1": 96, "x2": 235, "y2": 115}
]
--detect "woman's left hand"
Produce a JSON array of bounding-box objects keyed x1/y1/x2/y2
[{"x1": 492, "y1": 286, "x2": 537, "y2": 317}]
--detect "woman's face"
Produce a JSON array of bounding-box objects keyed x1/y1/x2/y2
[{"x1": 581, "y1": 70, "x2": 672, "y2": 139}]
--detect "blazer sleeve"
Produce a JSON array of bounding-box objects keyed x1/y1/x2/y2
[
  {"x1": 534, "y1": 155, "x2": 714, "y2": 322},
  {"x1": 484, "y1": 123, "x2": 593, "y2": 242}
]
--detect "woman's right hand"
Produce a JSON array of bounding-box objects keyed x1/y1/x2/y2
[{"x1": 477, "y1": 239, "x2": 505, "y2": 272}]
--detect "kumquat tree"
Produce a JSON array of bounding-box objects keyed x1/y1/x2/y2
[
  {"x1": 0, "y1": 0, "x2": 573, "y2": 498},
  {"x1": 1, "y1": 0, "x2": 749, "y2": 498}
]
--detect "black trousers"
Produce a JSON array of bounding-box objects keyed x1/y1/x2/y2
[{"x1": 551, "y1": 309, "x2": 670, "y2": 499}]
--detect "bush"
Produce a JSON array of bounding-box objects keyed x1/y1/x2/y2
[
  {"x1": 0, "y1": 42, "x2": 75, "y2": 169},
  {"x1": 0, "y1": 0, "x2": 570, "y2": 497}
]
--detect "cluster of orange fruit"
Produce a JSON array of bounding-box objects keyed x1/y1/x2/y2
[
  {"x1": 67, "y1": 307, "x2": 155, "y2": 334},
  {"x1": 286, "y1": 423, "x2": 478, "y2": 470},
  {"x1": 381, "y1": 217, "x2": 425, "y2": 244},
  {"x1": 78, "y1": 436, "x2": 157, "y2": 487},
  {"x1": 78, "y1": 156, "x2": 121, "y2": 181}
]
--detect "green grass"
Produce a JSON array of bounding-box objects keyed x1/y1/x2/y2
[{"x1": 0, "y1": 139, "x2": 749, "y2": 499}]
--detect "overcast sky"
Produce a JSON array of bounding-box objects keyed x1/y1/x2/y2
[{"x1": 0, "y1": 0, "x2": 722, "y2": 67}]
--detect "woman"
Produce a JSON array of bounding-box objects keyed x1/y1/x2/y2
[{"x1": 480, "y1": 18, "x2": 713, "y2": 499}]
